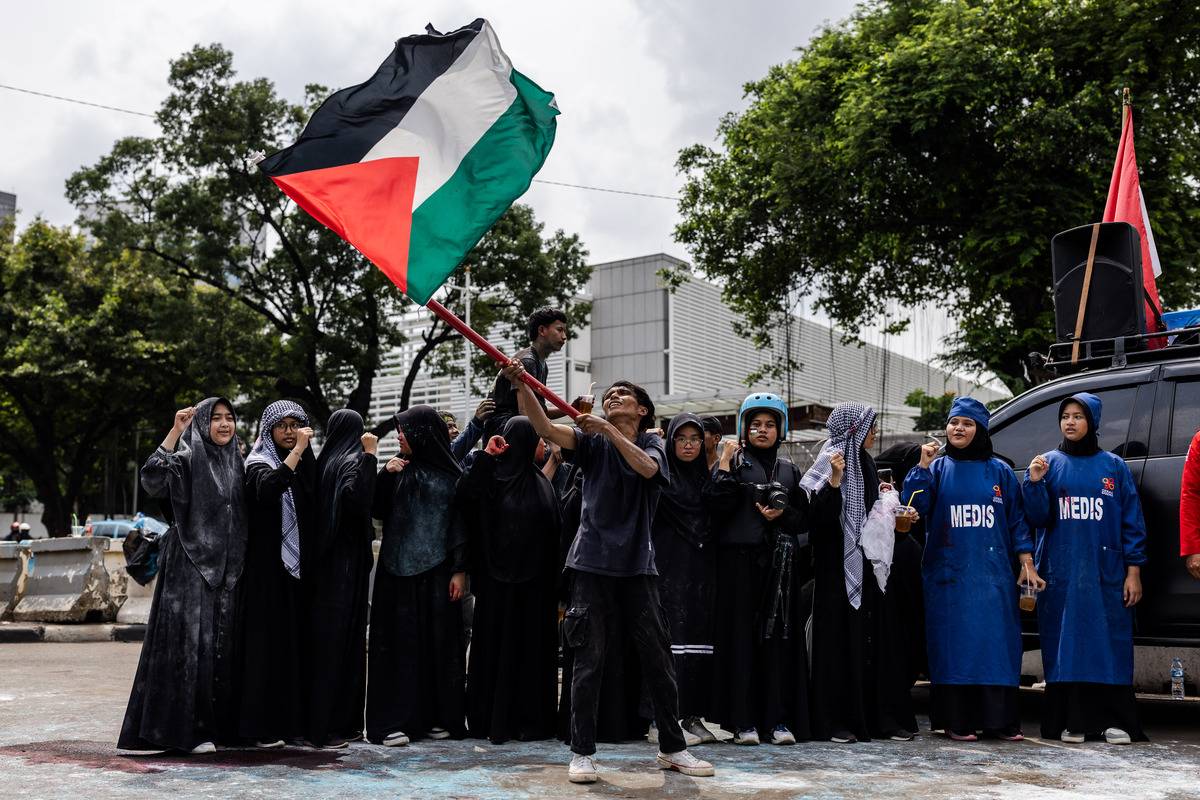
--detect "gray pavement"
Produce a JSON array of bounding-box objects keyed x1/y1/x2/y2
[{"x1": 1, "y1": 642, "x2": 1198, "y2": 799}]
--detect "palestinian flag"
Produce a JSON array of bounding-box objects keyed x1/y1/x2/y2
[{"x1": 258, "y1": 19, "x2": 558, "y2": 304}]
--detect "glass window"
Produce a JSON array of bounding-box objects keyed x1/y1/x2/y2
[
  {"x1": 991, "y1": 386, "x2": 1138, "y2": 468},
  {"x1": 1170, "y1": 381, "x2": 1200, "y2": 455}
]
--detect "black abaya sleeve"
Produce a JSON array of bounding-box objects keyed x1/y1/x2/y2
[
  {"x1": 778, "y1": 475, "x2": 813, "y2": 533},
  {"x1": 342, "y1": 453, "x2": 378, "y2": 504},
  {"x1": 704, "y1": 468, "x2": 742, "y2": 518},
  {"x1": 454, "y1": 452, "x2": 497, "y2": 503},
  {"x1": 372, "y1": 468, "x2": 398, "y2": 521},
  {"x1": 140, "y1": 447, "x2": 186, "y2": 499},
  {"x1": 245, "y1": 460, "x2": 299, "y2": 502}
]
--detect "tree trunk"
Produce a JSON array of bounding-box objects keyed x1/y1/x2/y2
[{"x1": 399, "y1": 319, "x2": 456, "y2": 412}]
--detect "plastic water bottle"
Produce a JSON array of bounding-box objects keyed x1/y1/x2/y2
[{"x1": 1171, "y1": 657, "x2": 1186, "y2": 700}]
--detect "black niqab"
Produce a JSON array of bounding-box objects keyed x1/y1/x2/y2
[
  {"x1": 394, "y1": 405, "x2": 461, "y2": 478},
  {"x1": 171, "y1": 397, "x2": 248, "y2": 587},
  {"x1": 656, "y1": 414, "x2": 710, "y2": 548}
]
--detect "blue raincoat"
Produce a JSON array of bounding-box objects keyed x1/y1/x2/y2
[
  {"x1": 905, "y1": 457, "x2": 1032, "y2": 686},
  {"x1": 1021, "y1": 393, "x2": 1147, "y2": 685}
]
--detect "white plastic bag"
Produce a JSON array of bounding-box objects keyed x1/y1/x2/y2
[{"x1": 861, "y1": 487, "x2": 900, "y2": 593}]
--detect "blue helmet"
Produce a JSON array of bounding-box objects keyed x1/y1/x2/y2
[{"x1": 737, "y1": 392, "x2": 789, "y2": 441}]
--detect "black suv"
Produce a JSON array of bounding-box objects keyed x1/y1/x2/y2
[{"x1": 988, "y1": 342, "x2": 1200, "y2": 647}]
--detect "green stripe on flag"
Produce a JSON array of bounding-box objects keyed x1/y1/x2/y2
[{"x1": 405, "y1": 69, "x2": 558, "y2": 304}]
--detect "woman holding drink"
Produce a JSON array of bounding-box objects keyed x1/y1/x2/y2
[
  {"x1": 803, "y1": 402, "x2": 920, "y2": 743},
  {"x1": 904, "y1": 397, "x2": 1044, "y2": 741},
  {"x1": 1021, "y1": 393, "x2": 1147, "y2": 744}
]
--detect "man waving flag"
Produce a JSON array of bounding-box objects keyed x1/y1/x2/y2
[{"x1": 258, "y1": 19, "x2": 558, "y2": 305}]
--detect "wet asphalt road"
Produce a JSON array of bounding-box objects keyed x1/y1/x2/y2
[{"x1": 1, "y1": 642, "x2": 1198, "y2": 799}]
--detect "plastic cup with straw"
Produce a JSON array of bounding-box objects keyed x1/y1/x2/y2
[{"x1": 895, "y1": 488, "x2": 923, "y2": 533}]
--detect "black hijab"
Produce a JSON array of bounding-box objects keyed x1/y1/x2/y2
[
  {"x1": 476, "y1": 416, "x2": 561, "y2": 583},
  {"x1": 313, "y1": 409, "x2": 366, "y2": 565},
  {"x1": 656, "y1": 413, "x2": 711, "y2": 548},
  {"x1": 1057, "y1": 397, "x2": 1101, "y2": 457},
  {"x1": 394, "y1": 405, "x2": 461, "y2": 478},
  {"x1": 169, "y1": 397, "x2": 248, "y2": 587},
  {"x1": 945, "y1": 428, "x2": 994, "y2": 461}
]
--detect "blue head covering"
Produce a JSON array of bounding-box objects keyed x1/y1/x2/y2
[
  {"x1": 1058, "y1": 392, "x2": 1102, "y2": 456},
  {"x1": 948, "y1": 397, "x2": 990, "y2": 431}
]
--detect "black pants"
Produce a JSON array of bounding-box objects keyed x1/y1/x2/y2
[{"x1": 564, "y1": 572, "x2": 686, "y2": 756}]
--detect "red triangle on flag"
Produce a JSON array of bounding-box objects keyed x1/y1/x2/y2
[{"x1": 271, "y1": 157, "x2": 420, "y2": 292}]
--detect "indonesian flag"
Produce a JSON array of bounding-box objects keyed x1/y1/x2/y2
[
  {"x1": 1102, "y1": 102, "x2": 1166, "y2": 335},
  {"x1": 258, "y1": 19, "x2": 558, "y2": 304}
]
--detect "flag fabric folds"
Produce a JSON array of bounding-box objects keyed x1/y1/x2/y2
[
  {"x1": 258, "y1": 19, "x2": 558, "y2": 304},
  {"x1": 1103, "y1": 102, "x2": 1166, "y2": 335}
]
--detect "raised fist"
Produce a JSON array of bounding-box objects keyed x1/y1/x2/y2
[
  {"x1": 361, "y1": 432, "x2": 379, "y2": 455},
  {"x1": 1028, "y1": 454, "x2": 1049, "y2": 483}
]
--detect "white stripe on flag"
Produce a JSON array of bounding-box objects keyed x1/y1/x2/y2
[
  {"x1": 362, "y1": 21, "x2": 517, "y2": 209},
  {"x1": 1138, "y1": 187, "x2": 1162, "y2": 277}
]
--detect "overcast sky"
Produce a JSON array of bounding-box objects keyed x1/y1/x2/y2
[{"x1": 2, "y1": 0, "x2": 988, "y2": 385}]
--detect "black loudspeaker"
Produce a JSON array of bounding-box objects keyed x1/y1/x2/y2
[{"x1": 1051, "y1": 221, "x2": 1145, "y2": 345}]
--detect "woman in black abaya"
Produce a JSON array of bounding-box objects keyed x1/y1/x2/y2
[
  {"x1": 305, "y1": 409, "x2": 378, "y2": 748},
  {"x1": 460, "y1": 417, "x2": 561, "y2": 743},
  {"x1": 367, "y1": 405, "x2": 468, "y2": 746},
  {"x1": 239, "y1": 400, "x2": 316, "y2": 747},
  {"x1": 119, "y1": 398, "x2": 247, "y2": 753},
  {"x1": 643, "y1": 413, "x2": 717, "y2": 744},
  {"x1": 803, "y1": 403, "x2": 918, "y2": 744}
]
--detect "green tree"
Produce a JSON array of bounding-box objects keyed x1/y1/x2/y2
[
  {"x1": 0, "y1": 218, "x2": 274, "y2": 535},
  {"x1": 421, "y1": 204, "x2": 591, "y2": 410},
  {"x1": 905, "y1": 389, "x2": 956, "y2": 431},
  {"x1": 675, "y1": 0, "x2": 1200, "y2": 394},
  {"x1": 66, "y1": 44, "x2": 406, "y2": 424}
]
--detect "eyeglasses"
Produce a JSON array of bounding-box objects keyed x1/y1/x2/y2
[
  {"x1": 748, "y1": 425, "x2": 776, "y2": 433},
  {"x1": 674, "y1": 436, "x2": 703, "y2": 447},
  {"x1": 273, "y1": 421, "x2": 303, "y2": 432}
]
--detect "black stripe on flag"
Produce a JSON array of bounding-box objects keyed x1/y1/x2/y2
[{"x1": 260, "y1": 18, "x2": 484, "y2": 176}]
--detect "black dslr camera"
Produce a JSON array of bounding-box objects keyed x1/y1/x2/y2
[{"x1": 753, "y1": 482, "x2": 789, "y2": 510}]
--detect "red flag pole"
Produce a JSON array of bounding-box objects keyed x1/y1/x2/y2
[{"x1": 425, "y1": 298, "x2": 580, "y2": 420}]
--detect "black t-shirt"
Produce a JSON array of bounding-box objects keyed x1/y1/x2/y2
[
  {"x1": 486, "y1": 347, "x2": 547, "y2": 439},
  {"x1": 564, "y1": 429, "x2": 669, "y2": 577}
]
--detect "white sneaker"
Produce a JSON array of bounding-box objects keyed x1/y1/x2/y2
[
  {"x1": 427, "y1": 727, "x2": 450, "y2": 740},
  {"x1": 656, "y1": 749, "x2": 715, "y2": 777},
  {"x1": 382, "y1": 731, "x2": 410, "y2": 747},
  {"x1": 683, "y1": 717, "x2": 717, "y2": 744},
  {"x1": 255, "y1": 739, "x2": 284, "y2": 749},
  {"x1": 647, "y1": 722, "x2": 701, "y2": 747},
  {"x1": 1104, "y1": 727, "x2": 1132, "y2": 745},
  {"x1": 1060, "y1": 730, "x2": 1085, "y2": 744},
  {"x1": 568, "y1": 754, "x2": 598, "y2": 783},
  {"x1": 771, "y1": 725, "x2": 796, "y2": 746},
  {"x1": 317, "y1": 739, "x2": 349, "y2": 750},
  {"x1": 188, "y1": 741, "x2": 216, "y2": 754},
  {"x1": 733, "y1": 728, "x2": 760, "y2": 746}
]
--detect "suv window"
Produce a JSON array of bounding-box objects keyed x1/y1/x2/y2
[
  {"x1": 1170, "y1": 380, "x2": 1200, "y2": 455},
  {"x1": 992, "y1": 386, "x2": 1138, "y2": 467}
]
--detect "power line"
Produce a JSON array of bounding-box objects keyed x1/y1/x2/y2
[
  {"x1": 0, "y1": 83, "x2": 156, "y2": 118},
  {"x1": 0, "y1": 82, "x2": 680, "y2": 201}
]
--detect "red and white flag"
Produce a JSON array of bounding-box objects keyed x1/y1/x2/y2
[{"x1": 1102, "y1": 101, "x2": 1166, "y2": 336}]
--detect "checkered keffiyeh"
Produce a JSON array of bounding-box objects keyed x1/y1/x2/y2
[
  {"x1": 247, "y1": 400, "x2": 309, "y2": 578},
  {"x1": 801, "y1": 402, "x2": 877, "y2": 609}
]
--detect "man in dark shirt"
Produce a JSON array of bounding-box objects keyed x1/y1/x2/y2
[
  {"x1": 484, "y1": 307, "x2": 573, "y2": 439},
  {"x1": 502, "y1": 361, "x2": 715, "y2": 784}
]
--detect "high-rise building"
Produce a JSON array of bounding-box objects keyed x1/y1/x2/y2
[{"x1": 0, "y1": 191, "x2": 15, "y2": 233}]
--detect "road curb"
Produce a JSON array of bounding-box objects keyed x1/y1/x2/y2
[{"x1": 0, "y1": 623, "x2": 145, "y2": 643}]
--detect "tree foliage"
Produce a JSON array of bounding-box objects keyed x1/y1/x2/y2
[
  {"x1": 675, "y1": 0, "x2": 1200, "y2": 394},
  {"x1": 905, "y1": 388, "x2": 956, "y2": 431},
  {"x1": 422, "y1": 204, "x2": 591, "y2": 409},
  {"x1": 67, "y1": 44, "x2": 406, "y2": 424},
  {"x1": 0, "y1": 219, "x2": 272, "y2": 534}
]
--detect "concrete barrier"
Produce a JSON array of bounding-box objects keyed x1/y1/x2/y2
[
  {"x1": 0, "y1": 542, "x2": 29, "y2": 619},
  {"x1": 11, "y1": 537, "x2": 119, "y2": 623},
  {"x1": 99, "y1": 536, "x2": 157, "y2": 624}
]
